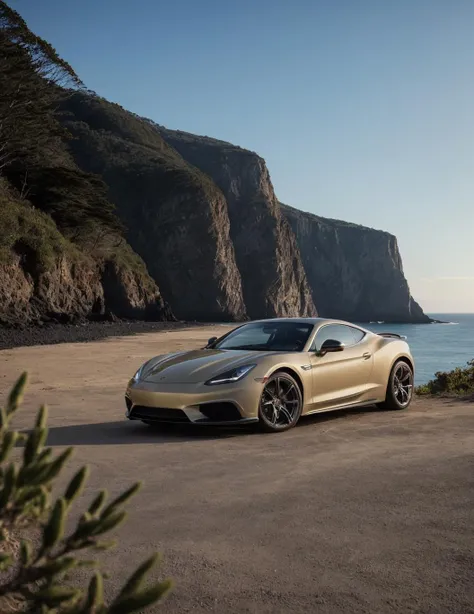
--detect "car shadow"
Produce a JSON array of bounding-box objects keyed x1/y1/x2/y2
[
  {"x1": 41, "y1": 420, "x2": 254, "y2": 446},
  {"x1": 17, "y1": 405, "x2": 381, "y2": 448}
]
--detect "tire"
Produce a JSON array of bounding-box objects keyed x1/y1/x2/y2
[
  {"x1": 258, "y1": 371, "x2": 303, "y2": 432},
  {"x1": 377, "y1": 360, "x2": 414, "y2": 410}
]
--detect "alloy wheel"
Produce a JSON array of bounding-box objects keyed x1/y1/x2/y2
[
  {"x1": 393, "y1": 362, "x2": 413, "y2": 407},
  {"x1": 260, "y1": 374, "x2": 301, "y2": 430}
]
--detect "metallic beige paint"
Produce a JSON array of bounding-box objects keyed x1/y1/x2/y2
[{"x1": 125, "y1": 318, "x2": 414, "y2": 426}]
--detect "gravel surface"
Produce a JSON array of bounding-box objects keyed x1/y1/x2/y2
[
  {"x1": 2, "y1": 328, "x2": 474, "y2": 613},
  {"x1": 0, "y1": 320, "x2": 215, "y2": 350}
]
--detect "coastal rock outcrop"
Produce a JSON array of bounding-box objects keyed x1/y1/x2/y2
[
  {"x1": 155, "y1": 127, "x2": 429, "y2": 323},
  {"x1": 281, "y1": 204, "x2": 430, "y2": 323}
]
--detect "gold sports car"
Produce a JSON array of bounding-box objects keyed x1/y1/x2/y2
[{"x1": 125, "y1": 318, "x2": 415, "y2": 433}]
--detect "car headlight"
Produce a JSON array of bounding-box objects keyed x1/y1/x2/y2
[
  {"x1": 132, "y1": 365, "x2": 144, "y2": 382},
  {"x1": 204, "y1": 364, "x2": 256, "y2": 386}
]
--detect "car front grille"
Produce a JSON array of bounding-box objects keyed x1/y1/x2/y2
[
  {"x1": 129, "y1": 405, "x2": 190, "y2": 423},
  {"x1": 197, "y1": 402, "x2": 242, "y2": 422}
]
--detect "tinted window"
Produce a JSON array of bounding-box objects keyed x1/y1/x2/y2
[
  {"x1": 351, "y1": 328, "x2": 366, "y2": 343},
  {"x1": 311, "y1": 324, "x2": 365, "y2": 351},
  {"x1": 216, "y1": 322, "x2": 314, "y2": 352}
]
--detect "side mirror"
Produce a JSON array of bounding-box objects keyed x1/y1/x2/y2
[
  {"x1": 206, "y1": 336, "x2": 218, "y2": 348},
  {"x1": 317, "y1": 339, "x2": 345, "y2": 356}
]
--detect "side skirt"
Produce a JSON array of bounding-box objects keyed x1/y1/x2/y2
[{"x1": 303, "y1": 397, "x2": 380, "y2": 416}]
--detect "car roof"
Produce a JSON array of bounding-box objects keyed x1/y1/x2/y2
[{"x1": 243, "y1": 317, "x2": 368, "y2": 330}]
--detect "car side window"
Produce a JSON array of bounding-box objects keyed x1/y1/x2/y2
[
  {"x1": 350, "y1": 328, "x2": 366, "y2": 343},
  {"x1": 310, "y1": 324, "x2": 365, "y2": 351}
]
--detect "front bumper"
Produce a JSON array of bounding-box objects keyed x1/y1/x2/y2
[{"x1": 125, "y1": 379, "x2": 262, "y2": 426}]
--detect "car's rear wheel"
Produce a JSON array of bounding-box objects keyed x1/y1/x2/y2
[
  {"x1": 258, "y1": 371, "x2": 303, "y2": 432},
  {"x1": 377, "y1": 360, "x2": 414, "y2": 410}
]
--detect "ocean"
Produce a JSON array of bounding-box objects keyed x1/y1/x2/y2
[{"x1": 361, "y1": 314, "x2": 474, "y2": 385}]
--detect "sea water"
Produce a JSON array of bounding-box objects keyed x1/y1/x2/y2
[{"x1": 361, "y1": 314, "x2": 474, "y2": 385}]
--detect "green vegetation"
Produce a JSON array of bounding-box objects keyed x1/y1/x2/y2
[
  {"x1": 0, "y1": 0, "x2": 168, "y2": 320},
  {"x1": 415, "y1": 360, "x2": 474, "y2": 396},
  {"x1": 0, "y1": 1, "x2": 131, "y2": 260},
  {"x1": 0, "y1": 180, "x2": 79, "y2": 271},
  {"x1": 61, "y1": 91, "x2": 224, "y2": 203},
  {"x1": 0, "y1": 372, "x2": 171, "y2": 612}
]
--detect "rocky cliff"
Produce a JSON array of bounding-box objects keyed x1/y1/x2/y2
[
  {"x1": 61, "y1": 93, "x2": 246, "y2": 322},
  {"x1": 154, "y1": 126, "x2": 429, "y2": 324},
  {"x1": 155, "y1": 127, "x2": 316, "y2": 319},
  {"x1": 281, "y1": 204, "x2": 430, "y2": 323},
  {"x1": 0, "y1": 181, "x2": 171, "y2": 326},
  {"x1": 0, "y1": 9, "x2": 431, "y2": 329}
]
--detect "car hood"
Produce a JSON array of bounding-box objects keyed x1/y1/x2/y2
[{"x1": 140, "y1": 349, "x2": 271, "y2": 384}]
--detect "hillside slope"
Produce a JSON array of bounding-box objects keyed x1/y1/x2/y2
[{"x1": 0, "y1": 180, "x2": 171, "y2": 325}]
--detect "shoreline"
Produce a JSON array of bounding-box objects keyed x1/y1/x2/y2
[
  {"x1": 0, "y1": 320, "x2": 215, "y2": 351},
  {"x1": 0, "y1": 316, "x2": 448, "y2": 351}
]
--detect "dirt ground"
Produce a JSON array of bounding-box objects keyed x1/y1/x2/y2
[{"x1": 1, "y1": 326, "x2": 473, "y2": 613}]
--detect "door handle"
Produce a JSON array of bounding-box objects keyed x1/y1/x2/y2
[{"x1": 362, "y1": 352, "x2": 371, "y2": 360}]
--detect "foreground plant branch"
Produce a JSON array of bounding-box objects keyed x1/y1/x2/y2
[{"x1": 0, "y1": 372, "x2": 172, "y2": 613}]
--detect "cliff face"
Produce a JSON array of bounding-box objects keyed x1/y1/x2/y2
[
  {"x1": 156, "y1": 128, "x2": 316, "y2": 319},
  {"x1": 53, "y1": 94, "x2": 428, "y2": 325},
  {"x1": 281, "y1": 204, "x2": 430, "y2": 323},
  {"x1": 0, "y1": 182, "x2": 171, "y2": 326},
  {"x1": 61, "y1": 94, "x2": 246, "y2": 322},
  {"x1": 154, "y1": 126, "x2": 428, "y2": 323},
  {"x1": 0, "y1": 249, "x2": 170, "y2": 327}
]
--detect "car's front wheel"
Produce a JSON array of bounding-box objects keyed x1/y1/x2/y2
[
  {"x1": 377, "y1": 360, "x2": 414, "y2": 410},
  {"x1": 258, "y1": 371, "x2": 303, "y2": 432}
]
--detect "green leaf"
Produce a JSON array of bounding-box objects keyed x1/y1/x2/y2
[
  {"x1": 0, "y1": 430, "x2": 18, "y2": 463},
  {"x1": 34, "y1": 556, "x2": 77, "y2": 579},
  {"x1": 84, "y1": 571, "x2": 104, "y2": 610},
  {"x1": 37, "y1": 448, "x2": 53, "y2": 463},
  {"x1": 69, "y1": 517, "x2": 102, "y2": 544},
  {"x1": 88, "y1": 489, "x2": 107, "y2": 516},
  {"x1": 37, "y1": 485, "x2": 49, "y2": 514},
  {"x1": 101, "y1": 482, "x2": 141, "y2": 517},
  {"x1": 0, "y1": 407, "x2": 8, "y2": 430},
  {"x1": 15, "y1": 485, "x2": 43, "y2": 506},
  {"x1": 6, "y1": 372, "x2": 28, "y2": 415},
  {"x1": 0, "y1": 552, "x2": 13, "y2": 571},
  {"x1": 42, "y1": 497, "x2": 67, "y2": 551},
  {"x1": 0, "y1": 463, "x2": 18, "y2": 509},
  {"x1": 35, "y1": 404, "x2": 48, "y2": 428},
  {"x1": 20, "y1": 539, "x2": 32, "y2": 565},
  {"x1": 64, "y1": 466, "x2": 89, "y2": 505},
  {"x1": 118, "y1": 554, "x2": 159, "y2": 598},
  {"x1": 90, "y1": 510, "x2": 126, "y2": 536},
  {"x1": 23, "y1": 427, "x2": 48, "y2": 466},
  {"x1": 110, "y1": 580, "x2": 172, "y2": 614},
  {"x1": 33, "y1": 585, "x2": 80, "y2": 607},
  {"x1": 28, "y1": 447, "x2": 73, "y2": 486}
]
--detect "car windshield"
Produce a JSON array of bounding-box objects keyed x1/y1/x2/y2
[{"x1": 215, "y1": 322, "x2": 314, "y2": 352}]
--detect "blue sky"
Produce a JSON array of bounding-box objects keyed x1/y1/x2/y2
[{"x1": 16, "y1": 0, "x2": 474, "y2": 312}]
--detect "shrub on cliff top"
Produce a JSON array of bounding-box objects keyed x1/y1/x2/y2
[
  {"x1": 415, "y1": 359, "x2": 474, "y2": 396},
  {"x1": 0, "y1": 372, "x2": 171, "y2": 612}
]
